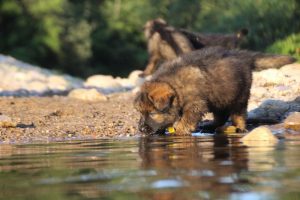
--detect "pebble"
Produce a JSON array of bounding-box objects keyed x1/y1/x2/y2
[{"x1": 0, "y1": 115, "x2": 17, "y2": 128}]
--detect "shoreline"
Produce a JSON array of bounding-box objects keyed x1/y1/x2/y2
[{"x1": 0, "y1": 93, "x2": 140, "y2": 144}]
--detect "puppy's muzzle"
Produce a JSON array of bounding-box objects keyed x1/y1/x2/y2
[
  {"x1": 138, "y1": 118, "x2": 152, "y2": 133},
  {"x1": 138, "y1": 123, "x2": 153, "y2": 134}
]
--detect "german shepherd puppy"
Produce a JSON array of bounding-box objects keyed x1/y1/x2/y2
[
  {"x1": 134, "y1": 47, "x2": 296, "y2": 135},
  {"x1": 141, "y1": 18, "x2": 248, "y2": 77}
]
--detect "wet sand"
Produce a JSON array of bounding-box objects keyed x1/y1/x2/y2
[{"x1": 0, "y1": 92, "x2": 139, "y2": 144}]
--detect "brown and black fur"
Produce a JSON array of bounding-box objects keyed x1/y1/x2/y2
[
  {"x1": 141, "y1": 18, "x2": 248, "y2": 77},
  {"x1": 135, "y1": 47, "x2": 296, "y2": 135},
  {"x1": 179, "y1": 28, "x2": 248, "y2": 50},
  {"x1": 141, "y1": 18, "x2": 194, "y2": 77}
]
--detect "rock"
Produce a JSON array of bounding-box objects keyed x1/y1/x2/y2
[
  {"x1": 280, "y1": 63, "x2": 300, "y2": 78},
  {"x1": 0, "y1": 54, "x2": 83, "y2": 96},
  {"x1": 26, "y1": 81, "x2": 49, "y2": 92},
  {"x1": 242, "y1": 126, "x2": 278, "y2": 141},
  {"x1": 0, "y1": 115, "x2": 17, "y2": 128},
  {"x1": 248, "y1": 99, "x2": 289, "y2": 121},
  {"x1": 250, "y1": 86, "x2": 268, "y2": 99},
  {"x1": 253, "y1": 68, "x2": 285, "y2": 86},
  {"x1": 284, "y1": 112, "x2": 300, "y2": 131},
  {"x1": 241, "y1": 126, "x2": 278, "y2": 142},
  {"x1": 248, "y1": 97, "x2": 300, "y2": 122},
  {"x1": 249, "y1": 63, "x2": 300, "y2": 105},
  {"x1": 68, "y1": 89, "x2": 107, "y2": 101},
  {"x1": 84, "y1": 75, "x2": 124, "y2": 93},
  {"x1": 128, "y1": 70, "x2": 145, "y2": 86},
  {"x1": 114, "y1": 70, "x2": 145, "y2": 90},
  {"x1": 48, "y1": 75, "x2": 72, "y2": 90}
]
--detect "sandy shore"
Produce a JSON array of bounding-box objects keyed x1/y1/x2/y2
[{"x1": 0, "y1": 92, "x2": 139, "y2": 144}]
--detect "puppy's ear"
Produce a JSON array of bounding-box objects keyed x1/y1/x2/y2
[{"x1": 147, "y1": 82, "x2": 175, "y2": 112}]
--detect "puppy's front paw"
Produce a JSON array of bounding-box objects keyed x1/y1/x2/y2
[
  {"x1": 173, "y1": 121, "x2": 194, "y2": 135},
  {"x1": 215, "y1": 126, "x2": 248, "y2": 134}
]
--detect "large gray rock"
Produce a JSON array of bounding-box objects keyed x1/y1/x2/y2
[{"x1": 248, "y1": 98, "x2": 300, "y2": 121}]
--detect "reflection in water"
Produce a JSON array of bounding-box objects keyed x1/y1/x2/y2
[
  {"x1": 0, "y1": 136, "x2": 300, "y2": 199},
  {"x1": 138, "y1": 135, "x2": 249, "y2": 200}
]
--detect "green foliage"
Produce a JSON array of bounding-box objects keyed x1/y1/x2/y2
[
  {"x1": 267, "y1": 33, "x2": 300, "y2": 60},
  {"x1": 0, "y1": 0, "x2": 64, "y2": 66},
  {"x1": 0, "y1": 0, "x2": 299, "y2": 78}
]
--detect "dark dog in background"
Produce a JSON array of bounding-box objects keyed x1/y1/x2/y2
[
  {"x1": 179, "y1": 28, "x2": 248, "y2": 50},
  {"x1": 134, "y1": 47, "x2": 295, "y2": 135},
  {"x1": 141, "y1": 18, "x2": 194, "y2": 77},
  {"x1": 140, "y1": 18, "x2": 248, "y2": 77}
]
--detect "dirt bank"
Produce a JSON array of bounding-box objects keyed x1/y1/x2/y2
[{"x1": 0, "y1": 92, "x2": 139, "y2": 144}]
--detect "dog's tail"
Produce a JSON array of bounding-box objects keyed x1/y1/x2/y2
[{"x1": 253, "y1": 53, "x2": 296, "y2": 71}]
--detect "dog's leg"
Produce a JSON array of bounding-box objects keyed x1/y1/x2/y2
[
  {"x1": 174, "y1": 102, "x2": 206, "y2": 135},
  {"x1": 140, "y1": 54, "x2": 161, "y2": 77},
  {"x1": 231, "y1": 113, "x2": 247, "y2": 133},
  {"x1": 213, "y1": 112, "x2": 230, "y2": 133}
]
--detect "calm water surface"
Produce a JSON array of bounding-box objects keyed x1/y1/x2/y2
[{"x1": 1, "y1": 135, "x2": 300, "y2": 200}]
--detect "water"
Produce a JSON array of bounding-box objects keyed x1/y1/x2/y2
[{"x1": 1, "y1": 135, "x2": 300, "y2": 200}]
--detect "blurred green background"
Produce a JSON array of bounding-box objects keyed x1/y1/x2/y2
[{"x1": 0, "y1": 0, "x2": 299, "y2": 78}]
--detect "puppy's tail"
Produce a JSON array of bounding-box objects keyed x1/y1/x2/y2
[{"x1": 253, "y1": 53, "x2": 296, "y2": 71}]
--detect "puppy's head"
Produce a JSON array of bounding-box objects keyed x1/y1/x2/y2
[
  {"x1": 143, "y1": 18, "x2": 167, "y2": 39},
  {"x1": 134, "y1": 81, "x2": 180, "y2": 134}
]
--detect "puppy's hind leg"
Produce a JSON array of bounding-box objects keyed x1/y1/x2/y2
[
  {"x1": 213, "y1": 112, "x2": 231, "y2": 133},
  {"x1": 200, "y1": 111, "x2": 230, "y2": 133}
]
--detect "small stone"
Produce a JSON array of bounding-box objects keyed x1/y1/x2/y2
[
  {"x1": 284, "y1": 112, "x2": 300, "y2": 131},
  {"x1": 0, "y1": 115, "x2": 17, "y2": 128},
  {"x1": 222, "y1": 126, "x2": 237, "y2": 134},
  {"x1": 68, "y1": 88, "x2": 107, "y2": 101},
  {"x1": 242, "y1": 126, "x2": 278, "y2": 143}
]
